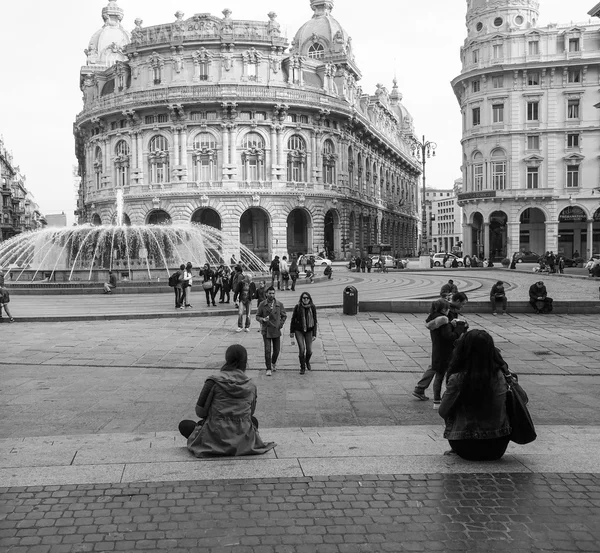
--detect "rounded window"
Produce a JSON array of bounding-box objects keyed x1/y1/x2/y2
[
  {"x1": 115, "y1": 140, "x2": 130, "y2": 157},
  {"x1": 193, "y1": 133, "x2": 217, "y2": 150},
  {"x1": 288, "y1": 135, "x2": 306, "y2": 151},
  {"x1": 494, "y1": 17, "x2": 503, "y2": 27},
  {"x1": 476, "y1": 22, "x2": 483, "y2": 32},
  {"x1": 308, "y1": 43, "x2": 325, "y2": 59},
  {"x1": 242, "y1": 132, "x2": 265, "y2": 150},
  {"x1": 149, "y1": 135, "x2": 168, "y2": 152},
  {"x1": 515, "y1": 15, "x2": 524, "y2": 25}
]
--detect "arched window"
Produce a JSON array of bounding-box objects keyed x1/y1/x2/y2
[
  {"x1": 472, "y1": 151, "x2": 484, "y2": 191},
  {"x1": 308, "y1": 43, "x2": 325, "y2": 59},
  {"x1": 322, "y1": 139, "x2": 336, "y2": 185},
  {"x1": 491, "y1": 148, "x2": 507, "y2": 190},
  {"x1": 287, "y1": 135, "x2": 307, "y2": 182},
  {"x1": 148, "y1": 135, "x2": 169, "y2": 184},
  {"x1": 241, "y1": 132, "x2": 265, "y2": 182},
  {"x1": 193, "y1": 132, "x2": 217, "y2": 183},
  {"x1": 114, "y1": 140, "x2": 130, "y2": 187},
  {"x1": 94, "y1": 147, "x2": 103, "y2": 190}
]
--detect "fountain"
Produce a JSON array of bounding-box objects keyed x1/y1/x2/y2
[{"x1": 0, "y1": 194, "x2": 268, "y2": 284}]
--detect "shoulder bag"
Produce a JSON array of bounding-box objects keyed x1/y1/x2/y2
[
  {"x1": 202, "y1": 280, "x2": 213, "y2": 290},
  {"x1": 503, "y1": 369, "x2": 537, "y2": 445}
]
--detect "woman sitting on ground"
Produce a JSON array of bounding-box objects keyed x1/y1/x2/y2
[
  {"x1": 179, "y1": 344, "x2": 276, "y2": 457},
  {"x1": 439, "y1": 329, "x2": 511, "y2": 461}
]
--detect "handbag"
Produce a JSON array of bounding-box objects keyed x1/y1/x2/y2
[
  {"x1": 503, "y1": 371, "x2": 537, "y2": 444},
  {"x1": 202, "y1": 281, "x2": 213, "y2": 290}
]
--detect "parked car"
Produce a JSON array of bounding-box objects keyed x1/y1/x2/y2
[
  {"x1": 371, "y1": 255, "x2": 395, "y2": 268},
  {"x1": 297, "y1": 254, "x2": 332, "y2": 267},
  {"x1": 514, "y1": 251, "x2": 541, "y2": 263},
  {"x1": 431, "y1": 253, "x2": 464, "y2": 267}
]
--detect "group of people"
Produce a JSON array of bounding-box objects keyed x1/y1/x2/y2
[{"x1": 536, "y1": 251, "x2": 565, "y2": 274}]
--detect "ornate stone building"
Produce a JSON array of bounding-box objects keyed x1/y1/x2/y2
[
  {"x1": 74, "y1": 0, "x2": 420, "y2": 261},
  {"x1": 1, "y1": 137, "x2": 45, "y2": 242},
  {"x1": 453, "y1": 0, "x2": 600, "y2": 260}
]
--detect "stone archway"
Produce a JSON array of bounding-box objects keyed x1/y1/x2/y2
[
  {"x1": 91, "y1": 214, "x2": 102, "y2": 226},
  {"x1": 519, "y1": 208, "x2": 545, "y2": 254},
  {"x1": 111, "y1": 213, "x2": 131, "y2": 226},
  {"x1": 287, "y1": 208, "x2": 311, "y2": 256},
  {"x1": 146, "y1": 210, "x2": 171, "y2": 225},
  {"x1": 191, "y1": 208, "x2": 221, "y2": 229},
  {"x1": 558, "y1": 206, "x2": 587, "y2": 258},
  {"x1": 240, "y1": 207, "x2": 270, "y2": 262},
  {"x1": 489, "y1": 211, "x2": 508, "y2": 260}
]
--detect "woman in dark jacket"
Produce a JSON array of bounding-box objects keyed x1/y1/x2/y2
[
  {"x1": 413, "y1": 298, "x2": 468, "y2": 407},
  {"x1": 289, "y1": 292, "x2": 318, "y2": 375},
  {"x1": 439, "y1": 330, "x2": 511, "y2": 461},
  {"x1": 178, "y1": 344, "x2": 276, "y2": 457}
]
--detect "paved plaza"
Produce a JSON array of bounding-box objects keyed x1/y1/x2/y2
[{"x1": 2, "y1": 269, "x2": 600, "y2": 551}]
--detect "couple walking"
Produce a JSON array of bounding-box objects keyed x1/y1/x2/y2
[{"x1": 255, "y1": 288, "x2": 318, "y2": 376}]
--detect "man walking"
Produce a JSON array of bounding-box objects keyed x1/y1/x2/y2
[
  {"x1": 256, "y1": 286, "x2": 287, "y2": 376},
  {"x1": 269, "y1": 255, "x2": 281, "y2": 291},
  {"x1": 235, "y1": 274, "x2": 256, "y2": 333},
  {"x1": 0, "y1": 286, "x2": 15, "y2": 322}
]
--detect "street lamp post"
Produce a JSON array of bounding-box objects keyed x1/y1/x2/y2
[{"x1": 409, "y1": 135, "x2": 437, "y2": 255}]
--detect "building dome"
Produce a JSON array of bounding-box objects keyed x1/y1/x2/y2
[
  {"x1": 291, "y1": 0, "x2": 354, "y2": 66},
  {"x1": 84, "y1": 0, "x2": 130, "y2": 67},
  {"x1": 389, "y1": 79, "x2": 414, "y2": 133}
]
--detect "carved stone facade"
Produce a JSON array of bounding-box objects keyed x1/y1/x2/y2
[
  {"x1": 75, "y1": 0, "x2": 421, "y2": 261},
  {"x1": 453, "y1": 0, "x2": 600, "y2": 261}
]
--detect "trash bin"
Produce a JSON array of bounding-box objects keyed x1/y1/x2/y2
[{"x1": 343, "y1": 286, "x2": 358, "y2": 315}]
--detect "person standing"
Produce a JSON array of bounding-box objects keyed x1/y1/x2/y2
[
  {"x1": 280, "y1": 255, "x2": 290, "y2": 291},
  {"x1": 199, "y1": 263, "x2": 216, "y2": 307},
  {"x1": 529, "y1": 281, "x2": 553, "y2": 314},
  {"x1": 289, "y1": 292, "x2": 318, "y2": 375},
  {"x1": 103, "y1": 271, "x2": 117, "y2": 294},
  {"x1": 412, "y1": 298, "x2": 468, "y2": 408},
  {"x1": 231, "y1": 265, "x2": 243, "y2": 307},
  {"x1": 490, "y1": 280, "x2": 507, "y2": 315},
  {"x1": 235, "y1": 274, "x2": 256, "y2": 333},
  {"x1": 509, "y1": 253, "x2": 518, "y2": 270},
  {"x1": 355, "y1": 256, "x2": 362, "y2": 273},
  {"x1": 171, "y1": 264, "x2": 185, "y2": 309},
  {"x1": 255, "y1": 280, "x2": 267, "y2": 306},
  {"x1": 182, "y1": 262, "x2": 193, "y2": 308},
  {"x1": 256, "y1": 286, "x2": 287, "y2": 376},
  {"x1": 289, "y1": 255, "x2": 299, "y2": 291},
  {"x1": 0, "y1": 286, "x2": 15, "y2": 322},
  {"x1": 218, "y1": 265, "x2": 231, "y2": 303},
  {"x1": 269, "y1": 255, "x2": 281, "y2": 291}
]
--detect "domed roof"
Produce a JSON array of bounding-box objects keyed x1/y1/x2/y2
[
  {"x1": 291, "y1": 0, "x2": 355, "y2": 66},
  {"x1": 84, "y1": 0, "x2": 130, "y2": 67},
  {"x1": 389, "y1": 79, "x2": 414, "y2": 132}
]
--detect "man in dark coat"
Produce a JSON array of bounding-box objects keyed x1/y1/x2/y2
[
  {"x1": 440, "y1": 279, "x2": 458, "y2": 299},
  {"x1": 529, "y1": 281, "x2": 553, "y2": 314}
]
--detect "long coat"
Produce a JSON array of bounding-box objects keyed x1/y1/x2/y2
[
  {"x1": 426, "y1": 314, "x2": 467, "y2": 374},
  {"x1": 187, "y1": 369, "x2": 276, "y2": 457}
]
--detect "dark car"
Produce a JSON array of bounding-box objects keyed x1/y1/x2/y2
[{"x1": 514, "y1": 251, "x2": 541, "y2": 263}]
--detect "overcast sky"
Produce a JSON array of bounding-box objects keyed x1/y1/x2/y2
[{"x1": 0, "y1": 0, "x2": 594, "y2": 224}]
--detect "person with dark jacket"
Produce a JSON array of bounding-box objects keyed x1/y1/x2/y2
[
  {"x1": 439, "y1": 330, "x2": 511, "y2": 461},
  {"x1": 490, "y1": 281, "x2": 507, "y2": 315},
  {"x1": 172, "y1": 264, "x2": 185, "y2": 308},
  {"x1": 178, "y1": 344, "x2": 276, "y2": 457},
  {"x1": 199, "y1": 263, "x2": 217, "y2": 307},
  {"x1": 0, "y1": 286, "x2": 15, "y2": 322},
  {"x1": 256, "y1": 287, "x2": 287, "y2": 376},
  {"x1": 289, "y1": 255, "x2": 300, "y2": 291},
  {"x1": 235, "y1": 274, "x2": 257, "y2": 332},
  {"x1": 440, "y1": 279, "x2": 458, "y2": 299},
  {"x1": 355, "y1": 256, "x2": 362, "y2": 272},
  {"x1": 269, "y1": 255, "x2": 281, "y2": 290},
  {"x1": 412, "y1": 298, "x2": 468, "y2": 407},
  {"x1": 529, "y1": 281, "x2": 553, "y2": 314},
  {"x1": 103, "y1": 271, "x2": 117, "y2": 294},
  {"x1": 289, "y1": 292, "x2": 318, "y2": 375},
  {"x1": 230, "y1": 265, "x2": 243, "y2": 306}
]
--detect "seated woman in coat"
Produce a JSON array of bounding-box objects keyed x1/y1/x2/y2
[
  {"x1": 179, "y1": 344, "x2": 276, "y2": 457},
  {"x1": 439, "y1": 329, "x2": 511, "y2": 461}
]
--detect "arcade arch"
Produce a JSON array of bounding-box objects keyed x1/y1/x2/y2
[
  {"x1": 191, "y1": 208, "x2": 221, "y2": 229},
  {"x1": 240, "y1": 208, "x2": 270, "y2": 261}
]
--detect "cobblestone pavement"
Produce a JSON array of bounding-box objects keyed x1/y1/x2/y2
[{"x1": 2, "y1": 473, "x2": 600, "y2": 553}]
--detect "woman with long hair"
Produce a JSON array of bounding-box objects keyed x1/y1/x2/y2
[
  {"x1": 289, "y1": 292, "x2": 318, "y2": 375},
  {"x1": 439, "y1": 329, "x2": 511, "y2": 461},
  {"x1": 178, "y1": 344, "x2": 276, "y2": 457}
]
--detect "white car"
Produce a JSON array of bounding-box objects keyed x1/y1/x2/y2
[
  {"x1": 371, "y1": 255, "x2": 395, "y2": 268},
  {"x1": 431, "y1": 253, "x2": 464, "y2": 267},
  {"x1": 297, "y1": 254, "x2": 332, "y2": 267}
]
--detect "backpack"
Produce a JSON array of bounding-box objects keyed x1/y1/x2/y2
[{"x1": 168, "y1": 272, "x2": 180, "y2": 287}]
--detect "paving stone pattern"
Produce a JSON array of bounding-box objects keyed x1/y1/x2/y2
[{"x1": 2, "y1": 473, "x2": 600, "y2": 553}]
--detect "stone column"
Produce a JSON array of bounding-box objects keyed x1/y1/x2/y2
[
  {"x1": 173, "y1": 128, "x2": 180, "y2": 166},
  {"x1": 587, "y1": 219, "x2": 594, "y2": 259},
  {"x1": 483, "y1": 222, "x2": 490, "y2": 258},
  {"x1": 277, "y1": 126, "x2": 284, "y2": 166},
  {"x1": 545, "y1": 220, "x2": 559, "y2": 254},
  {"x1": 507, "y1": 221, "x2": 520, "y2": 258},
  {"x1": 222, "y1": 124, "x2": 229, "y2": 166},
  {"x1": 270, "y1": 125, "x2": 277, "y2": 180},
  {"x1": 137, "y1": 133, "x2": 143, "y2": 171},
  {"x1": 180, "y1": 127, "x2": 187, "y2": 169},
  {"x1": 229, "y1": 125, "x2": 236, "y2": 173}
]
